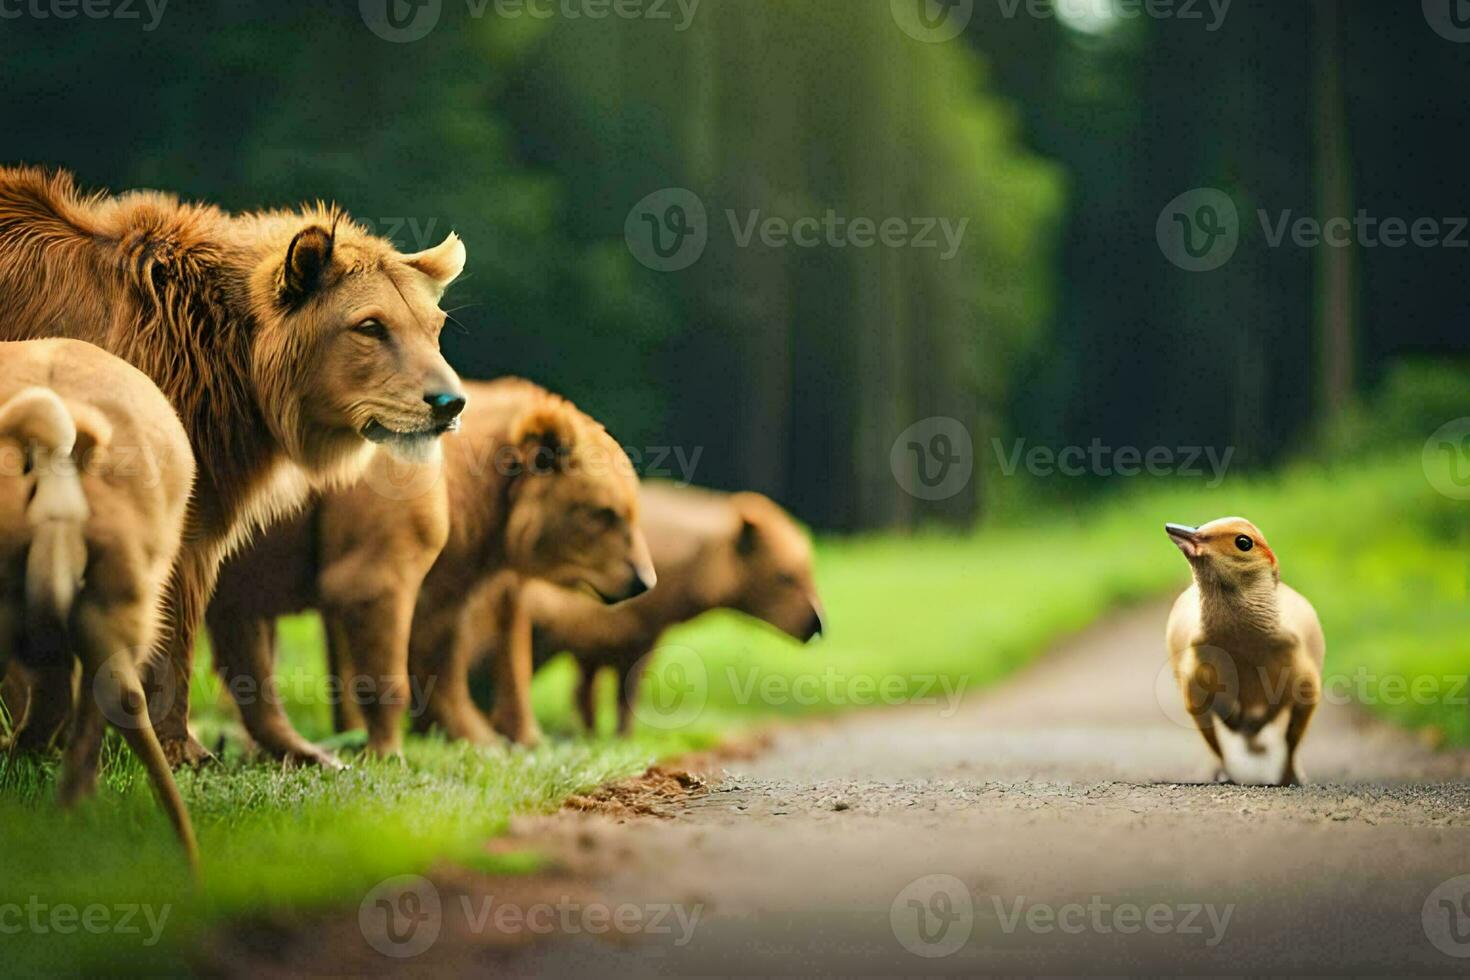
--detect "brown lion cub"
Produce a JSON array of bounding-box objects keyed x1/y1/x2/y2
[
  {"x1": 0, "y1": 167, "x2": 467, "y2": 765},
  {"x1": 462, "y1": 483, "x2": 824, "y2": 736},
  {"x1": 207, "y1": 378, "x2": 654, "y2": 761},
  {"x1": 0, "y1": 340, "x2": 198, "y2": 867}
]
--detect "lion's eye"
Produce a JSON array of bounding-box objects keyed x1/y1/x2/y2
[
  {"x1": 353, "y1": 319, "x2": 390, "y2": 341},
  {"x1": 1235, "y1": 535, "x2": 1254, "y2": 552}
]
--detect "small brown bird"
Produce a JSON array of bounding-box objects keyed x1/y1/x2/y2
[{"x1": 1164, "y1": 517, "x2": 1324, "y2": 786}]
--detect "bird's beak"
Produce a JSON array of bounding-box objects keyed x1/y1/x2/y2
[{"x1": 1165, "y1": 523, "x2": 1202, "y2": 558}]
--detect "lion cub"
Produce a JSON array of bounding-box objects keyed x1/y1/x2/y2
[
  {"x1": 207, "y1": 378, "x2": 654, "y2": 760},
  {"x1": 460, "y1": 483, "x2": 824, "y2": 736},
  {"x1": 0, "y1": 340, "x2": 198, "y2": 867},
  {"x1": 1165, "y1": 517, "x2": 1324, "y2": 786}
]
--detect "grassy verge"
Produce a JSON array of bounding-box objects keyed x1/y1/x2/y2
[{"x1": 1, "y1": 448, "x2": 1464, "y2": 971}]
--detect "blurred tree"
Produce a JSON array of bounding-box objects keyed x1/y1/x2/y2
[{"x1": 512, "y1": 0, "x2": 1062, "y2": 530}]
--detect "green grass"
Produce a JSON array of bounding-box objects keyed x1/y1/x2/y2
[{"x1": 1, "y1": 448, "x2": 1465, "y2": 972}]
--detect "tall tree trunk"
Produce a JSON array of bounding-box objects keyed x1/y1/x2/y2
[{"x1": 1313, "y1": 0, "x2": 1356, "y2": 422}]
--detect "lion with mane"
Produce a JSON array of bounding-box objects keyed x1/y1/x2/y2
[{"x1": 0, "y1": 166, "x2": 467, "y2": 763}]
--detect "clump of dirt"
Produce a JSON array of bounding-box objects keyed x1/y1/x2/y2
[{"x1": 562, "y1": 766, "x2": 709, "y2": 818}]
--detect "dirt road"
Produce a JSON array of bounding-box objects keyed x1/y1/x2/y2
[{"x1": 225, "y1": 602, "x2": 1470, "y2": 976}]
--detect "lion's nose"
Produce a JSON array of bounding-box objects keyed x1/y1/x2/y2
[{"x1": 425, "y1": 392, "x2": 466, "y2": 422}]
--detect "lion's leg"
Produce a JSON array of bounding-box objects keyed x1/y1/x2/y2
[
  {"x1": 58, "y1": 657, "x2": 106, "y2": 807},
  {"x1": 574, "y1": 660, "x2": 599, "y2": 734},
  {"x1": 322, "y1": 592, "x2": 415, "y2": 758},
  {"x1": 486, "y1": 582, "x2": 542, "y2": 748},
  {"x1": 12, "y1": 661, "x2": 74, "y2": 754},
  {"x1": 147, "y1": 541, "x2": 220, "y2": 768},
  {"x1": 414, "y1": 619, "x2": 498, "y2": 745},
  {"x1": 209, "y1": 608, "x2": 338, "y2": 768},
  {"x1": 616, "y1": 655, "x2": 649, "y2": 738},
  {"x1": 1, "y1": 658, "x2": 29, "y2": 737},
  {"x1": 325, "y1": 620, "x2": 365, "y2": 734},
  {"x1": 75, "y1": 601, "x2": 198, "y2": 870}
]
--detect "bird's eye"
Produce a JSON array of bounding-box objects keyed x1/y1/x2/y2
[
  {"x1": 353, "y1": 318, "x2": 390, "y2": 341},
  {"x1": 1235, "y1": 535, "x2": 1254, "y2": 552}
]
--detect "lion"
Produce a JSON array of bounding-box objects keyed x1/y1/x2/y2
[
  {"x1": 469, "y1": 483, "x2": 824, "y2": 736},
  {"x1": 0, "y1": 167, "x2": 467, "y2": 764},
  {"x1": 206, "y1": 377, "x2": 655, "y2": 761},
  {"x1": 0, "y1": 339, "x2": 199, "y2": 868}
]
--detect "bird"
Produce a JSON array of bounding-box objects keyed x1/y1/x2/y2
[{"x1": 1164, "y1": 517, "x2": 1324, "y2": 786}]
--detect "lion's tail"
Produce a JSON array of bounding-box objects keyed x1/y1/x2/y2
[{"x1": 0, "y1": 387, "x2": 90, "y2": 629}]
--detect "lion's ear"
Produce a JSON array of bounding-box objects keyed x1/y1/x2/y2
[
  {"x1": 405, "y1": 232, "x2": 466, "y2": 293},
  {"x1": 281, "y1": 225, "x2": 335, "y2": 303},
  {"x1": 512, "y1": 405, "x2": 577, "y2": 475}
]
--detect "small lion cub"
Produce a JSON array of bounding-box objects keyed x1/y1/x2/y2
[{"x1": 0, "y1": 339, "x2": 198, "y2": 868}]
